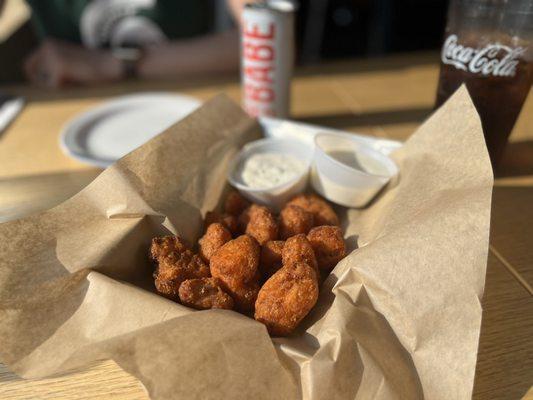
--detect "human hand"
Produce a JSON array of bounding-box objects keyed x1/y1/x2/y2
[{"x1": 24, "y1": 39, "x2": 121, "y2": 88}]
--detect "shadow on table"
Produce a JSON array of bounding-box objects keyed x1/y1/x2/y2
[
  {"x1": 0, "y1": 73, "x2": 238, "y2": 104},
  {"x1": 489, "y1": 184, "x2": 533, "y2": 293},
  {"x1": 473, "y1": 251, "x2": 533, "y2": 400},
  {"x1": 0, "y1": 365, "x2": 24, "y2": 382},
  {"x1": 297, "y1": 107, "x2": 432, "y2": 129},
  {"x1": 0, "y1": 168, "x2": 102, "y2": 222},
  {"x1": 0, "y1": 358, "x2": 109, "y2": 384},
  {"x1": 496, "y1": 140, "x2": 533, "y2": 178},
  {"x1": 1, "y1": 52, "x2": 439, "y2": 104},
  {"x1": 297, "y1": 51, "x2": 438, "y2": 77}
]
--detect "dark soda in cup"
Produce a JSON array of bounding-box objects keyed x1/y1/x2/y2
[{"x1": 435, "y1": 0, "x2": 533, "y2": 167}]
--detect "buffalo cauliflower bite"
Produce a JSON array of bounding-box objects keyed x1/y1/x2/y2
[
  {"x1": 238, "y1": 204, "x2": 279, "y2": 245},
  {"x1": 151, "y1": 192, "x2": 347, "y2": 335},
  {"x1": 260, "y1": 240, "x2": 285, "y2": 278},
  {"x1": 307, "y1": 226, "x2": 346, "y2": 271},
  {"x1": 224, "y1": 191, "x2": 250, "y2": 216},
  {"x1": 287, "y1": 194, "x2": 339, "y2": 227},
  {"x1": 279, "y1": 205, "x2": 314, "y2": 239},
  {"x1": 150, "y1": 235, "x2": 188, "y2": 262},
  {"x1": 178, "y1": 277, "x2": 234, "y2": 310},
  {"x1": 210, "y1": 235, "x2": 261, "y2": 311},
  {"x1": 198, "y1": 222, "x2": 232, "y2": 262},
  {"x1": 254, "y1": 262, "x2": 319, "y2": 336},
  {"x1": 204, "y1": 211, "x2": 239, "y2": 236},
  {"x1": 282, "y1": 234, "x2": 318, "y2": 273},
  {"x1": 154, "y1": 250, "x2": 210, "y2": 300}
]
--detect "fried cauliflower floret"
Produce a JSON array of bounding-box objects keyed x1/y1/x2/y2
[
  {"x1": 282, "y1": 234, "x2": 318, "y2": 273},
  {"x1": 238, "y1": 204, "x2": 278, "y2": 245},
  {"x1": 150, "y1": 235, "x2": 188, "y2": 262},
  {"x1": 154, "y1": 250, "x2": 210, "y2": 300},
  {"x1": 229, "y1": 283, "x2": 260, "y2": 312},
  {"x1": 279, "y1": 204, "x2": 314, "y2": 239},
  {"x1": 260, "y1": 240, "x2": 285, "y2": 278},
  {"x1": 287, "y1": 194, "x2": 339, "y2": 227},
  {"x1": 204, "y1": 211, "x2": 239, "y2": 236},
  {"x1": 178, "y1": 277, "x2": 234, "y2": 310},
  {"x1": 254, "y1": 262, "x2": 319, "y2": 336},
  {"x1": 198, "y1": 223, "x2": 232, "y2": 262},
  {"x1": 224, "y1": 191, "x2": 250, "y2": 216},
  {"x1": 307, "y1": 226, "x2": 346, "y2": 271},
  {"x1": 210, "y1": 235, "x2": 261, "y2": 311}
]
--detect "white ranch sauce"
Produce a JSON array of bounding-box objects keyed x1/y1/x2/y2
[{"x1": 240, "y1": 152, "x2": 305, "y2": 189}]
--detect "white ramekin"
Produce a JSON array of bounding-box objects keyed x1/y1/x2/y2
[
  {"x1": 227, "y1": 138, "x2": 314, "y2": 212},
  {"x1": 311, "y1": 132, "x2": 398, "y2": 208}
]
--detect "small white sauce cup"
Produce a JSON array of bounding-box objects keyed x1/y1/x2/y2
[
  {"x1": 311, "y1": 133, "x2": 398, "y2": 208},
  {"x1": 228, "y1": 138, "x2": 314, "y2": 211}
]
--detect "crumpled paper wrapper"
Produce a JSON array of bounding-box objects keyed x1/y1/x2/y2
[{"x1": 0, "y1": 86, "x2": 492, "y2": 400}]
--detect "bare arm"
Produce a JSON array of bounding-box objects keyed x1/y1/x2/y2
[
  {"x1": 227, "y1": 0, "x2": 262, "y2": 26},
  {"x1": 24, "y1": 1, "x2": 250, "y2": 87},
  {"x1": 138, "y1": 29, "x2": 239, "y2": 80},
  {"x1": 24, "y1": 30, "x2": 240, "y2": 87},
  {"x1": 137, "y1": 0, "x2": 252, "y2": 79}
]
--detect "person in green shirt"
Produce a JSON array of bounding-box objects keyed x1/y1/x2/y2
[{"x1": 0, "y1": 0, "x2": 249, "y2": 88}]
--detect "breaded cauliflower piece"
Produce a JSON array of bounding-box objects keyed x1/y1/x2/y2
[
  {"x1": 210, "y1": 235, "x2": 261, "y2": 311},
  {"x1": 307, "y1": 226, "x2": 346, "y2": 271},
  {"x1": 287, "y1": 194, "x2": 339, "y2": 227},
  {"x1": 178, "y1": 277, "x2": 234, "y2": 310},
  {"x1": 254, "y1": 262, "x2": 319, "y2": 336}
]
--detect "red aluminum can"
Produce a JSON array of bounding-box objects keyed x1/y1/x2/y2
[{"x1": 241, "y1": 1, "x2": 295, "y2": 118}]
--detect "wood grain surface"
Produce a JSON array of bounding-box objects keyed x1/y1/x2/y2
[{"x1": 0, "y1": 53, "x2": 531, "y2": 399}]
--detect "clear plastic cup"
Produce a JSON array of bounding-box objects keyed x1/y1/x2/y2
[
  {"x1": 436, "y1": 0, "x2": 533, "y2": 167},
  {"x1": 227, "y1": 138, "x2": 314, "y2": 211},
  {"x1": 311, "y1": 133, "x2": 398, "y2": 208}
]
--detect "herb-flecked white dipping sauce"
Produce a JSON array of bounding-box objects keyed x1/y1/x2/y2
[{"x1": 240, "y1": 152, "x2": 306, "y2": 189}]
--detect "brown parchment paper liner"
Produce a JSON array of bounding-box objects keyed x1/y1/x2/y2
[{"x1": 0, "y1": 87, "x2": 492, "y2": 400}]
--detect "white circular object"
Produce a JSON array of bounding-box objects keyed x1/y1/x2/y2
[
  {"x1": 311, "y1": 132, "x2": 398, "y2": 208},
  {"x1": 228, "y1": 138, "x2": 314, "y2": 212},
  {"x1": 60, "y1": 93, "x2": 201, "y2": 167}
]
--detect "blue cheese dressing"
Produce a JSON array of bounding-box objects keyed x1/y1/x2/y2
[{"x1": 240, "y1": 153, "x2": 305, "y2": 189}]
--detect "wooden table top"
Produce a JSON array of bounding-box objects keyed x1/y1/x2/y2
[{"x1": 0, "y1": 52, "x2": 532, "y2": 400}]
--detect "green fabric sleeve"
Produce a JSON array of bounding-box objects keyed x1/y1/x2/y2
[{"x1": 25, "y1": 0, "x2": 213, "y2": 44}]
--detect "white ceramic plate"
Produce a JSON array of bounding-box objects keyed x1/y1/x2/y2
[
  {"x1": 61, "y1": 93, "x2": 402, "y2": 168},
  {"x1": 60, "y1": 93, "x2": 201, "y2": 167}
]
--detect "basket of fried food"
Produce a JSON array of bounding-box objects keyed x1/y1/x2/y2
[{"x1": 150, "y1": 191, "x2": 346, "y2": 336}]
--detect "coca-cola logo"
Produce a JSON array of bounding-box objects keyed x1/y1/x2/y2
[{"x1": 441, "y1": 34, "x2": 526, "y2": 77}]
